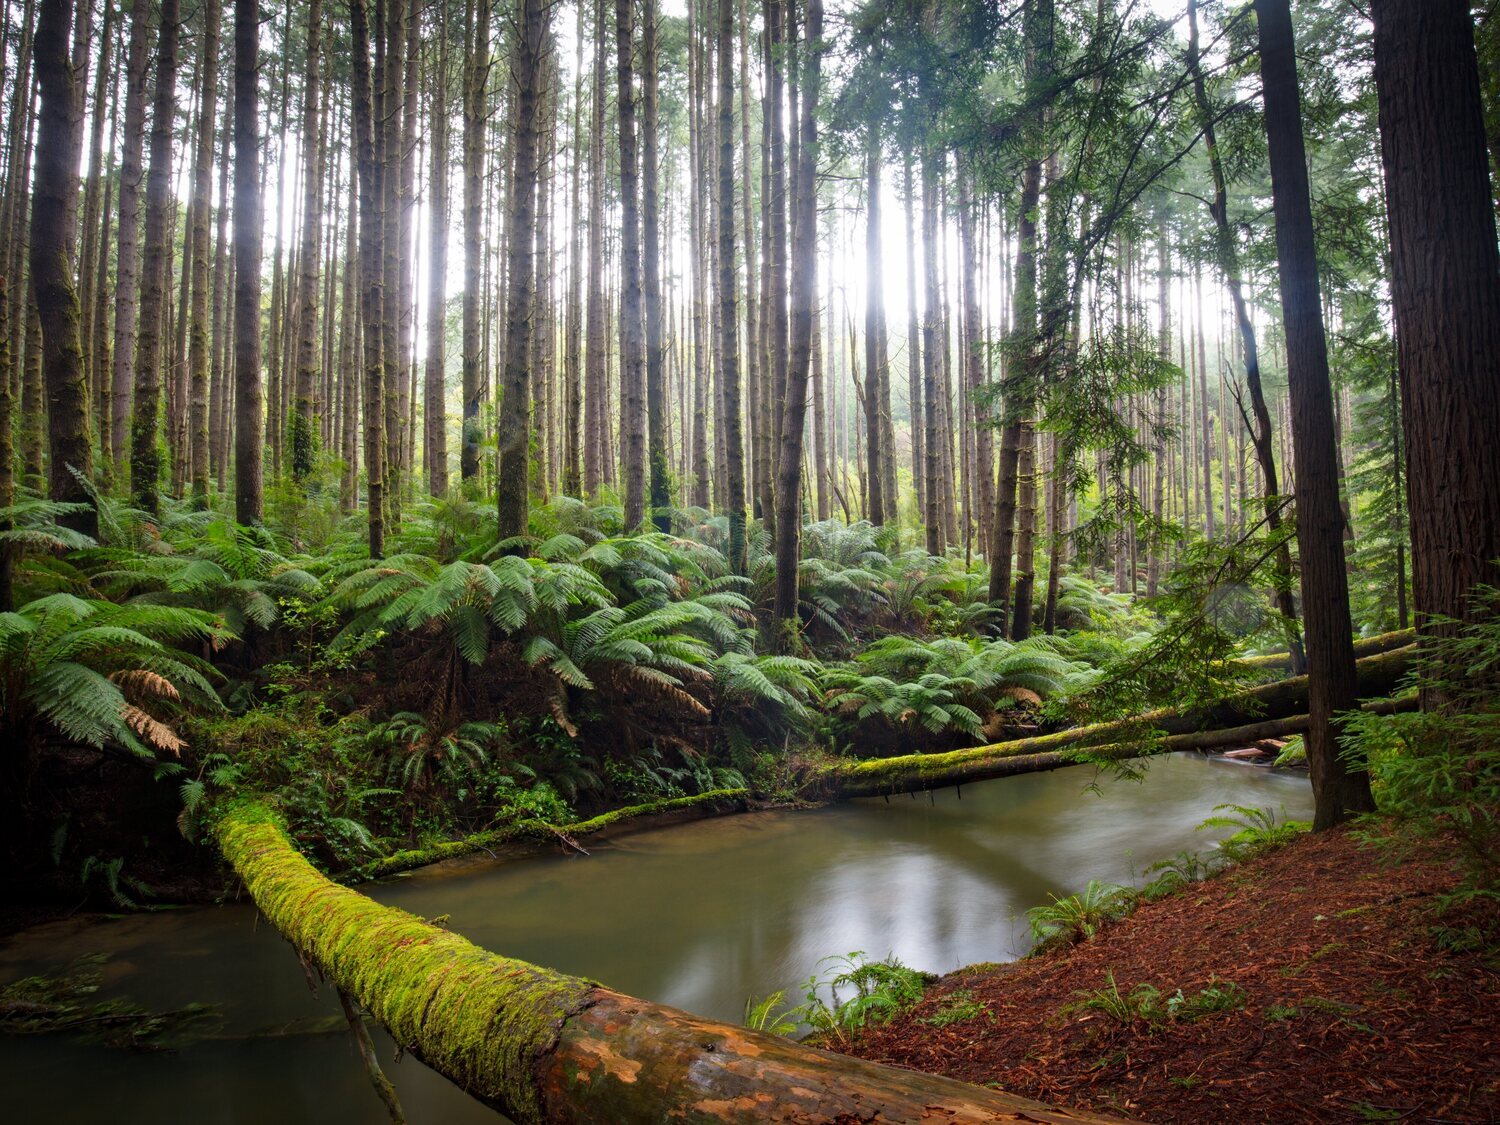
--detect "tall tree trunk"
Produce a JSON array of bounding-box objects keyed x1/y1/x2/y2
[
  {"x1": 1255, "y1": 0, "x2": 1374, "y2": 829},
  {"x1": 717, "y1": 0, "x2": 747, "y2": 571},
  {"x1": 562, "y1": 0, "x2": 584, "y2": 498},
  {"x1": 959, "y1": 158, "x2": 993, "y2": 559},
  {"x1": 351, "y1": 0, "x2": 384, "y2": 552},
  {"x1": 290, "y1": 0, "x2": 324, "y2": 484},
  {"x1": 902, "y1": 150, "x2": 923, "y2": 520},
  {"x1": 773, "y1": 0, "x2": 821, "y2": 637},
  {"x1": 616, "y1": 0, "x2": 646, "y2": 528},
  {"x1": 426, "y1": 0, "x2": 451, "y2": 496},
  {"x1": 497, "y1": 0, "x2": 547, "y2": 542},
  {"x1": 920, "y1": 146, "x2": 944, "y2": 555},
  {"x1": 583, "y1": 0, "x2": 608, "y2": 496},
  {"x1": 233, "y1": 0, "x2": 264, "y2": 524},
  {"x1": 76, "y1": 0, "x2": 113, "y2": 405},
  {"x1": 1371, "y1": 0, "x2": 1500, "y2": 692},
  {"x1": 187, "y1": 0, "x2": 220, "y2": 504},
  {"x1": 110, "y1": 0, "x2": 151, "y2": 477},
  {"x1": 128, "y1": 0, "x2": 181, "y2": 514},
  {"x1": 863, "y1": 124, "x2": 887, "y2": 526},
  {"x1": 989, "y1": 154, "x2": 1040, "y2": 622},
  {"x1": 460, "y1": 0, "x2": 489, "y2": 483},
  {"x1": 643, "y1": 0, "x2": 669, "y2": 530},
  {"x1": 31, "y1": 0, "x2": 95, "y2": 535}
]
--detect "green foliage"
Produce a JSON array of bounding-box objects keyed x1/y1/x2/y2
[
  {"x1": 921, "y1": 989, "x2": 991, "y2": 1028},
  {"x1": 791, "y1": 951, "x2": 927, "y2": 1043},
  {"x1": 743, "y1": 991, "x2": 801, "y2": 1037},
  {"x1": 1345, "y1": 589, "x2": 1500, "y2": 906},
  {"x1": 1063, "y1": 970, "x2": 1248, "y2": 1026},
  {"x1": 1027, "y1": 880, "x2": 1139, "y2": 952},
  {"x1": 1199, "y1": 803, "x2": 1309, "y2": 864},
  {"x1": 0, "y1": 593, "x2": 225, "y2": 759}
]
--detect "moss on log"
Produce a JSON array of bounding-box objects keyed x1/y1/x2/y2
[
  {"x1": 1240, "y1": 629, "x2": 1414, "y2": 675},
  {"x1": 822, "y1": 646, "x2": 1414, "y2": 799},
  {"x1": 217, "y1": 801, "x2": 1134, "y2": 1124},
  {"x1": 365, "y1": 789, "x2": 751, "y2": 879}
]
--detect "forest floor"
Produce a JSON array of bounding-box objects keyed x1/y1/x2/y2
[{"x1": 829, "y1": 826, "x2": 1500, "y2": 1123}]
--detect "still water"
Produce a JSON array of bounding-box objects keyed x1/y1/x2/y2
[{"x1": 1, "y1": 753, "x2": 1311, "y2": 1124}]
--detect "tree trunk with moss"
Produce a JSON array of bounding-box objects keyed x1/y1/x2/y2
[
  {"x1": 31, "y1": 0, "x2": 95, "y2": 535},
  {"x1": 290, "y1": 0, "x2": 324, "y2": 484},
  {"x1": 129, "y1": 0, "x2": 180, "y2": 514},
  {"x1": 217, "y1": 803, "x2": 1132, "y2": 1125},
  {"x1": 497, "y1": 0, "x2": 546, "y2": 543}
]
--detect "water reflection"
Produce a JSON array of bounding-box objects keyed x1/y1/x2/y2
[{"x1": 2, "y1": 754, "x2": 1311, "y2": 1125}]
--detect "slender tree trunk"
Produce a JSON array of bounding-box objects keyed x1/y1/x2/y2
[
  {"x1": 1256, "y1": 0, "x2": 1373, "y2": 829},
  {"x1": 289, "y1": 0, "x2": 324, "y2": 484},
  {"x1": 460, "y1": 0, "x2": 489, "y2": 483},
  {"x1": 109, "y1": 0, "x2": 151, "y2": 477},
  {"x1": 31, "y1": 0, "x2": 95, "y2": 535},
  {"x1": 616, "y1": 0, "x2": 646, "y2": 528},
  {"x1": 426, "y1": 3, "x2": 451, "y2": 496},
  {"x1": 497, "y1": 0, "x2": 546, "y2": 542},
  {"x1": 989, "y1": 156, "x2": 1040, "y2": 622},
  {"x1": 1371, "y1": 0, "x2": 1500, "y2": 692},
  {"x1": 902, "y1": 150, "x2": 923, "y2": 520},
  {"x1": 352, "y1": 0, "x2": 385, "y2": 553},
  {"x1": 773, "y1": 0, "x2": 821, "y2": 637},
  {"x1": 717, "y1": 0, "x2": 746, "y2": 570},
  {"x1": 128, "y1": 0, "x2": 181, "y2": 513},
  {"x1": 863, "y1": 125, "x2": 887, "y2": 526},
  {"x1": 186, "y1": 0, "x2": 220, "y2": 505},
  {"x1": 643, "y1": 0, "x2": 669, "y2": 530},
  {"x1": 233, "y1": 0, "x2": 264, "y2": 524},
  {"x1": 959, "y1": 159, "x2": 993, "y2": 559}
]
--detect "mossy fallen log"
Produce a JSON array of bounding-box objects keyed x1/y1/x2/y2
[
  {"x1": 365, "y1": 789, "x2": 751, "y2": 879},
  {"x1": 217, "y1": 801, "x2": 1134, "y2": 1124},
  {"x1": 1239, "y1": 629, "x2": 1414, "y2": 675},
  {"x1": 822, "y1": 645, "x2": 1414, "y2": 799}
]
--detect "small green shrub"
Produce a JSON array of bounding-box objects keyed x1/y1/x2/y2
[
  {"x1": 1199, "y1": 804, "x2": 1309, "y2": 863},
  {"x1": 922, "y1": 989, "x2": 990, "y2": 1028},
  {"x1": 1027, "y1": 880, "x2": 1138, "y2": 952},
  {"x1": 1064, "y1": 970, "x2": 1248, "y2": 1026}
]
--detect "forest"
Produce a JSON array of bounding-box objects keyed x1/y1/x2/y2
[{"x1": 1, "y1": 0, "x2": 1499, "y2": 1121}]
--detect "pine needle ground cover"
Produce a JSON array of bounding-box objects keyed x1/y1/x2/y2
[{"x1": 831, "y1": 829, "x2": 1500, "y2": 1123}]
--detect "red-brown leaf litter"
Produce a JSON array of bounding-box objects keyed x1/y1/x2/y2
[{"x1": 829, "y1": 828, "x2": 1500, "y2": 1123}]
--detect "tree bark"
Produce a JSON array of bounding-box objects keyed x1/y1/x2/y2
[
  {"x1": 1255, "y1": 0, "x2": 1374, "y2": 829},
  {"x1": 219, "y1": 805, "x2": 1131, "y2": 1125},
  {"x1": 1371, "y1": 0, "x2": 1500, "y2": 694},
  {"x1": 128, "y1": 0, "x2": 180, "y2": 513},
  {"x1": 459, "y1": 0, "x2": 489, "y2": 484},
  {"x1": 289, "y1": 0, "x2": 324, "y2": 484},
  {"x1": 426, "y1": 3, "x2": 451, "y2": 497},
  {"x1": 862, "y1": 125, "x2": 886, "y2": 526},
  {"x1": 772, "y1": 0, "x2": 822, "y2": 637},
  {"x1": 718, "y1": 0, "x2": 747, "y2": 571},
  {"x1": 30, "y1": 0, "x2": 95, "y2": 535},
  {"x1": 615, "y1": 0, "x2": 646, "y2": 528},
  {"x1": 497, "y1": 0, "x2": 546, "y2": 543}
]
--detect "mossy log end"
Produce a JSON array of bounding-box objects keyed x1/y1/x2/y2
[
  {"x1": 822, "y1": 646, "x2": 1414, "y2": 799},
  {"x1": 218, "y1": 801, "x2": 1135, "y2": 1124}
]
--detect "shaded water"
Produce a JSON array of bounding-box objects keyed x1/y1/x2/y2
[{"x1": 1, "y1": 754, "x2": 1311, "y2": 1124}]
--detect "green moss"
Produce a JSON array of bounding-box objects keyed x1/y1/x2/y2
[
  {"x1": 216, "y1": 799, "x2": 595, "y2": 1124},
  {"x1": 364, "y1": 788, "x2": 749, "y2": 879}
]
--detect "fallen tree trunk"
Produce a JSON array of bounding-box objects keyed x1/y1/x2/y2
[
  {"x1": 217, "y1": 802, "x2": 1133, "y2": 1124},
  {"x1": 1240, "y1": 629, "x2": 1413, "y2": 676},
  {"x1": 822, "y1": 646, "x2": 1414, "y2": 799}
]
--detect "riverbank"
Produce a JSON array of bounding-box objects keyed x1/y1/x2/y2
[{"x1": 830, "y1": 826, "x2": 1499, "y2": 1123}]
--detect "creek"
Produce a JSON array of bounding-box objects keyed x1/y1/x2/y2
[{"x1": 0, "y1": 753, "x2": 1311, "y2": 1124}]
